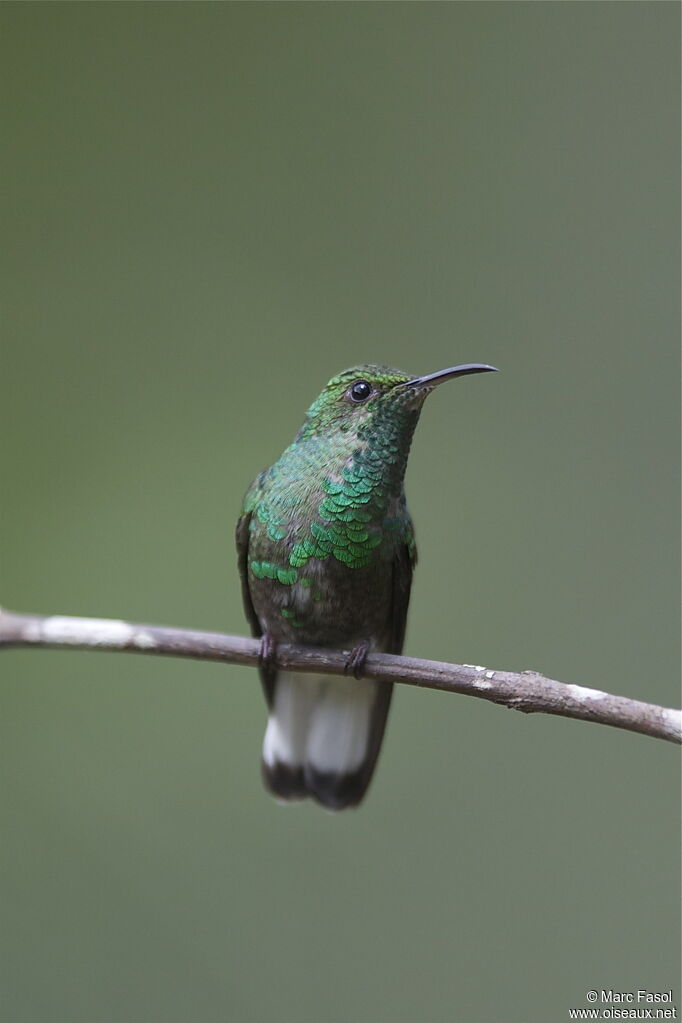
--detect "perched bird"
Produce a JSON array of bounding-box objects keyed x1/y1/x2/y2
[{"x1": 236, "y1": 362, "x2": 497, "y2": 810}]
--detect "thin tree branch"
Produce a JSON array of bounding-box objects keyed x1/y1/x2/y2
[{"x1": 1, "y1": 607, "x2": 679, "y2": 746}]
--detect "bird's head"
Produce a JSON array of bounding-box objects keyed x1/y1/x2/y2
[{"x1": 299, "y1": 363, "x2": 498, "y2": 442}]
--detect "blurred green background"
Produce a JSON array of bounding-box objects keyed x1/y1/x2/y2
[{"x1": 1, "y1": 4, "x2": 679, "y2": 1022}]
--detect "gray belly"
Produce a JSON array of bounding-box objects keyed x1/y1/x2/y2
[{"x1": 249, "y1": 555, "x2": 394, "y2": 650}]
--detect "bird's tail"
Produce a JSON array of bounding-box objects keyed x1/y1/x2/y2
[{"x1": 261, "y1": 672, "x2": 393, "y2": 810}]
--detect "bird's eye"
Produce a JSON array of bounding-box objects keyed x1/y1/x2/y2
[{"x1": 348, "y1": 380, "x2": 372, "y2": 403}]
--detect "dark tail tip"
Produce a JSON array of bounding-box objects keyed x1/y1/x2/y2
[
  {"x1": 305, "y1": 766, "x2": 372, "y2": 810},
  {"x1": 261, "y1": 761, "x2": 307, "y2": 802},
  {"x1": 261, "y1": 760, "x2": 374, "y2": 810}
]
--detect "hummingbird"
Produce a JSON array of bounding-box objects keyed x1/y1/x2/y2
[{"x1": 236, "y1": 362, "x2": 497, "y2": 810}]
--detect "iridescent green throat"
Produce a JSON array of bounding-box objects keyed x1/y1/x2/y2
[{"x1": 246, "y1": 404, "x2": 420, "y2": 577}]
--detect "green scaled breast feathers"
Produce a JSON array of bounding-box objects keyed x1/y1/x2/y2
[{"x1": 241, "y1": 450, "x2": 415, "y2": 576}]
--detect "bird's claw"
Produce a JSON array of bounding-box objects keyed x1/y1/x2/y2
[
  {"x1": 344, "y1": 640, "x2": 370, "y2": 680},
  {"x1": 258, "y1": 633, "x2": 277, "y2": 673}
]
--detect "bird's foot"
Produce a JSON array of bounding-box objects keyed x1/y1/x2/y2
[
  {"x1": 258, "y1": 633, "x2": 278, "y2": 676},
  {"x1": 344, "y1": 640, "x2": 371, "y2": 680}
]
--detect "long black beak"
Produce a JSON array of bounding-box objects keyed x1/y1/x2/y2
[{"x1": 404, "y1": 363, "x2": 499, "y2": 388}]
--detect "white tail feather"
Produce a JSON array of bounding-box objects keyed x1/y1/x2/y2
[{"x1": 262, "y1": 672, "x2": 377, "y2": 774}]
